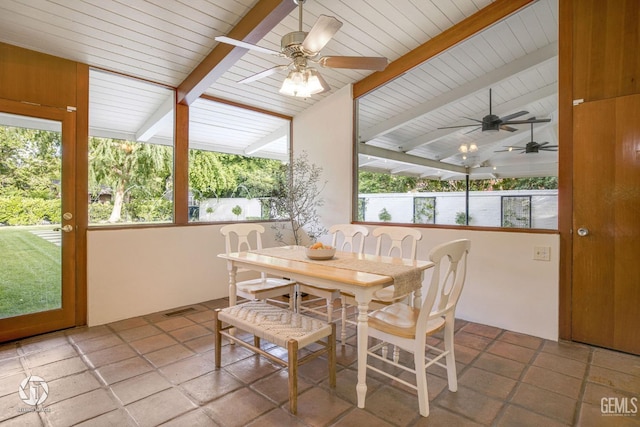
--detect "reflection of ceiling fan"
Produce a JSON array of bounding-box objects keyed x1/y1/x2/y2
[
  {"x1": 215, "y1": 0, "x2": 388, "y2": 97},
  {"x1": 495, "y1": 122, "x2": 558, "y2": 153},
  {"x1": 438, "y1": 89, "x2": 551, "y2": 132}
]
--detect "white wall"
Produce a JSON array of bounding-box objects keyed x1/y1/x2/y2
[{"x1": 86, "y1": 84, "x2": 560, "y2": 341}]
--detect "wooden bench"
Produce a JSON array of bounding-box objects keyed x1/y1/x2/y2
[{"x1": 214, "y1": 301, "x2": 336, "y2": 414}]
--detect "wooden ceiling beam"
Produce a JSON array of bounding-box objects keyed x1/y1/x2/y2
[
  {"x1": 352, "y1": 0, "x2": 535, "y2": 99},
  {"x1": 177, "y1": 0, "x2": 296, "y2": 106}
]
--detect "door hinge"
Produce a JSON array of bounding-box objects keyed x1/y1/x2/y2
[{"x1": 67, "y1": 106, "x2": 77, "y2": 112}]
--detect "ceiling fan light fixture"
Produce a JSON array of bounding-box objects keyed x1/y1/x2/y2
[
  {"x1": 279, "y1": 68, "x2": 327, "y2": 98},
  {"x1": 459, "y1": 143, "x2": 478, "y2": 154}
]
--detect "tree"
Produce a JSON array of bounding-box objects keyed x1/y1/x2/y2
[
  {"x1": 89, "y1": 137, "x2": 172, "y2": 223},
  {"x1": 271, "y1": 152, "x2": 327, "y2": 245},
  {"x1": 0, "y1": 126, "x2": 61, "y2": 199}
]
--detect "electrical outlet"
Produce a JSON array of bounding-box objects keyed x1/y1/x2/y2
[{"x1": 533, "y1": 246, "x2": 551, "y2": 261}]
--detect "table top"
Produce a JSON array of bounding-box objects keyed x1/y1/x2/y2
[{"x1": 219, "y1": 246, "x2": 433, "y2": 289}]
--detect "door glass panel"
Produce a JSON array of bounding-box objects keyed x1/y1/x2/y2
[{"x1": 0, "y1": 113, "x2": 62, "y2": 319}]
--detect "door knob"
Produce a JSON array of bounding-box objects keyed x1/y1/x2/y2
[
  {"x1": 61, "y1": 225, "x2": 73, "y2": 232},
  {"x1": 577, "y1": 228, "x2": 589, "y2": 237}
]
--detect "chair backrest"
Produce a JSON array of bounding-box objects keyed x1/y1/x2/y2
[
  {"x1": 220, "y1": 223, "x2": 265, "y2": 254},
  {"x1": 329, "y1": 224, "x2": 369, "y2": 253},
  {"x1": 372, "y1": 226, "x2": 422, "y2": 259},
  {"x1": 418, "y1": 239, "x2": 471, "y2": 333}
]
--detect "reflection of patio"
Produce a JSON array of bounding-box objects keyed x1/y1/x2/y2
[{"x1": 29, "y1": 229, "x2": 61, "y2": 247}]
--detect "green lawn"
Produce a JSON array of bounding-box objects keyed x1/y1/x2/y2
[{"x1": 0, "y1": 226, "x2": 61, "y2": 319}]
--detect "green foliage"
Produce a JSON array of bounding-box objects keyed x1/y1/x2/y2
[
  {"x1": 231, "y1": 205, "x2": 242, "y2": 218},
  {"x1": 359, "y1": 171, "x2": 416, "y2": 193},
  {"x1": 413, "y1": 197, "x2": 435, "y2": 224},
  {"x1": 0, "y1": 197, "x2": 61, "y2": 225},
  {"x1": 89, "y1": 137, "x2": 173, "y2": 222},
  {"x1": 0, "y1": 126, "x2": 61, "y2": 199},
  {"x1": 455, "y1": 211, "x2": 471, "y2": 225},
  {"x1": 126, "y1": 199, "x2": 172, "y2": 222},
  {"x1": 378, "y1": 207, "x2": 392, "y2": 222},
  {"x1": 88, "y1": 202, "x2": 113, "y2": 224}
]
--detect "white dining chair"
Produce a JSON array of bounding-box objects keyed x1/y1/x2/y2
[
  {"x1": 220, "y1": 224, "x2": 296, "y2": 310},
  {"x1": 341, "y1": 225, "x2": 423, "y2": 357},
  {"x1": 364, "y1": 238, "x2": 471, "y2": 417},
  {"x1": 297, "y1": 224, "x2": 369, "y2": 345}
]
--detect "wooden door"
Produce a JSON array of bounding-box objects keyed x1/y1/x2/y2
[
  {"x1": 572, "y1": 94, "x2": 640, "y2": 355},
  {"x1": 0, "y1": 99, "x2": 77, "y2": 342}
]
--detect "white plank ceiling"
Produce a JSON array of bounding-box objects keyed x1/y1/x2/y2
[{"x1": 0, "y1": 0, "x2": 558, "y2": 178}]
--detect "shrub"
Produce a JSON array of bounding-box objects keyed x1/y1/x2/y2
[{"x1": 0, "y1": 197, "x2": 61, "y2": 225}]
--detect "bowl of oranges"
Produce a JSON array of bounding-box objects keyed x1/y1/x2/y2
[{"x1": 305, "y1": 242, "x2": 336, "y2": 260}]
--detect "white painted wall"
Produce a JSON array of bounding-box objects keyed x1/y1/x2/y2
[{"x1": 86, "y1": 84, "x2": 559, "y2": 341}]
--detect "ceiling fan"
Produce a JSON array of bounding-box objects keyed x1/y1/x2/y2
[
  {"x1": 215, "y1": 0, "x2": 388, "y2": 97},
  {"x1": 438, "y1": 89, "x2": 551, "y2": 132},
  {"x1": 495, "y1": 122, "x2": 558, "y2": 153}
]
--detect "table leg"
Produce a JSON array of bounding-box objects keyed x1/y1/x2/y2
[
  {"x1": 228, "y1": 263, "x2": 237, "y2": 307},
  {"x1": 356, "y1": 297, "x2": 370, "y2": 408}
]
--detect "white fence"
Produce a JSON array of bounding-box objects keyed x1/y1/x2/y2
[{"x1": 359, "y1": 190, "x2": 558, "y2": 229}]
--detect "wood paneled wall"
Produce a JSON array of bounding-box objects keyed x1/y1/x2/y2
[
  {"x1": 0, "y1": 42, "x2": 79, "y2": 108},
  {"x1": 573, "y1": 0, "x2": 640, "y2": 101}
]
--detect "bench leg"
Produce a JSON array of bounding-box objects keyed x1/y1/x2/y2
[
  {"x1": 214, "y1": 310, "x2": 222, "y2": 369},
  {"x1": 287, "y1": 339, "x2": 299, "y2": 414},
  {"x1": 254, "y1": 335, "x2": 260, "y2": 348}
]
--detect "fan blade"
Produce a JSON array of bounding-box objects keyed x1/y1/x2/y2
[
  {"x1": 499, "y1": 110, "x2": 529, "y2": 122},
  {"x1": 494, "y1": 146, "x2": 526, "y2": 152},
  {"x1": 238, "y1": 65, "x2": 289, "y2": 84},
  {"x1": 318, "y1": 56, "x2": 388, "y2": 71},
  {"x1": 499, "y1": 125, "x2": 518, "y2": 132},
  {"x1": 215, "y1": 36, "x2": 281, "y2": 56},
  {"x1": 302, "y1": 15, "x2": 343, "y2": 54},
  {"x1": 438, "y1": 124, "x2": 480, "y2": 130},
  {"x1": 539, "y1": 147, "x2": 558, "y2": 151},
  {"x1": 462, "y1": 117, "x2": 484, "y2": 123},
  {"x1": 503, "y1": 118, "x2": 552, "y2": 125}
]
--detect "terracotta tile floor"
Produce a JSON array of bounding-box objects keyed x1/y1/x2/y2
[{"x1": 1, "y1": 298, "x2": 639, "y2": 426}]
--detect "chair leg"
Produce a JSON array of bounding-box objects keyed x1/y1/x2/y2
[
  {"x1": 296, "y1": 286, "x2": 302, "y2": 314},
  {"x1": 326, "y1": 297, "x2": 333, "y2": 323},
  {"x1": 287, "y1": 339, "x2": 299, "y2": 414},
  {"x1": 392, "y1": 346, "x2": 400, "y2": 363},
  {"x1": 340, "y1": 298, "x2": 347, "y2": 346},
  {"x1": 329, "y1": 323, "x2": 336, "y2": 387},
  {"x1": 443, "y1": 318, "x2": 458, "y2": 392},
  {"x1": 414, "y1": 345, "x2": 430, "y2": 417},
  {"x1": 214, "y1": 310, "x2": 222, "y2": 369}
]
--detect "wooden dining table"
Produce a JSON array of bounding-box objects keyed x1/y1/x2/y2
[{"x1": 218, "y1": 245, "x2": 434, "y2": 407}]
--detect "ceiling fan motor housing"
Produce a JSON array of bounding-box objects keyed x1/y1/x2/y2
[
  {"x1": 281, "y1": 31, "x2": 308, "y2": 57},
  {"x1": 482, "y1": 114, "x2": 501, "y2": 132}
]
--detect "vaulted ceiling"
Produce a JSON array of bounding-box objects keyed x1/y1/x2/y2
[{"x1": 0, "y1": 0, "x2": 557, "y2": 178}]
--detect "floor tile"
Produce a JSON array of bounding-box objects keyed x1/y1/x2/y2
[
  {"x1": 203, "y1": 387, "x2": 276, "y2": 427},
  {"x1": 126, "y1": 387, "x2": 197, "y2": 427},
  {"x1": 522, "y1": 365, "x2": 582, "y2": 399},
  {"x1": 110, "y1": 371, "x2": 172, "y2": 405},
  {"x1": 509, "y1": 382, "x2": 577, "y2": 424},
  {"x1": 44, "y1": 388, "x2": 118, "y2": 426},
  {"x1": 496, "y1": 404, "x2": 570, "y2": 427},
  {"x1": 94, "y1": 356, "x2": 154, "y2": 385},
  {"x1": 180, "y1": 370, "x2": 243, "y2": 405},
  {"x1": 436, "y1": 386, "x2": 505, "y2": 425},
  {"x1": 2, "y1": 298, "x2": 639, "y2": 427}
]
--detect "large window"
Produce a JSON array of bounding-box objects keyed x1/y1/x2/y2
[
  {"x1": 353, "y1": 0, "x2": 557, "y2": 231},
  {"x1": 187, "y1": 98, "x2": 291, "y2": 222},
  {"x1": 88, "y1": 70, "x2": 174, "y2": 225}
]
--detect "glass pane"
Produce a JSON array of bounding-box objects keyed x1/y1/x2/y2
[
  {"x1": 0, "y1": 114, "x2": 62, "y2": 318},
  {"x1": 88, "y1": 70, "x2": 174, "y2": 225},
  {"x1": 188, "y1": 98, "x2": 290, "y2": 222}
]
